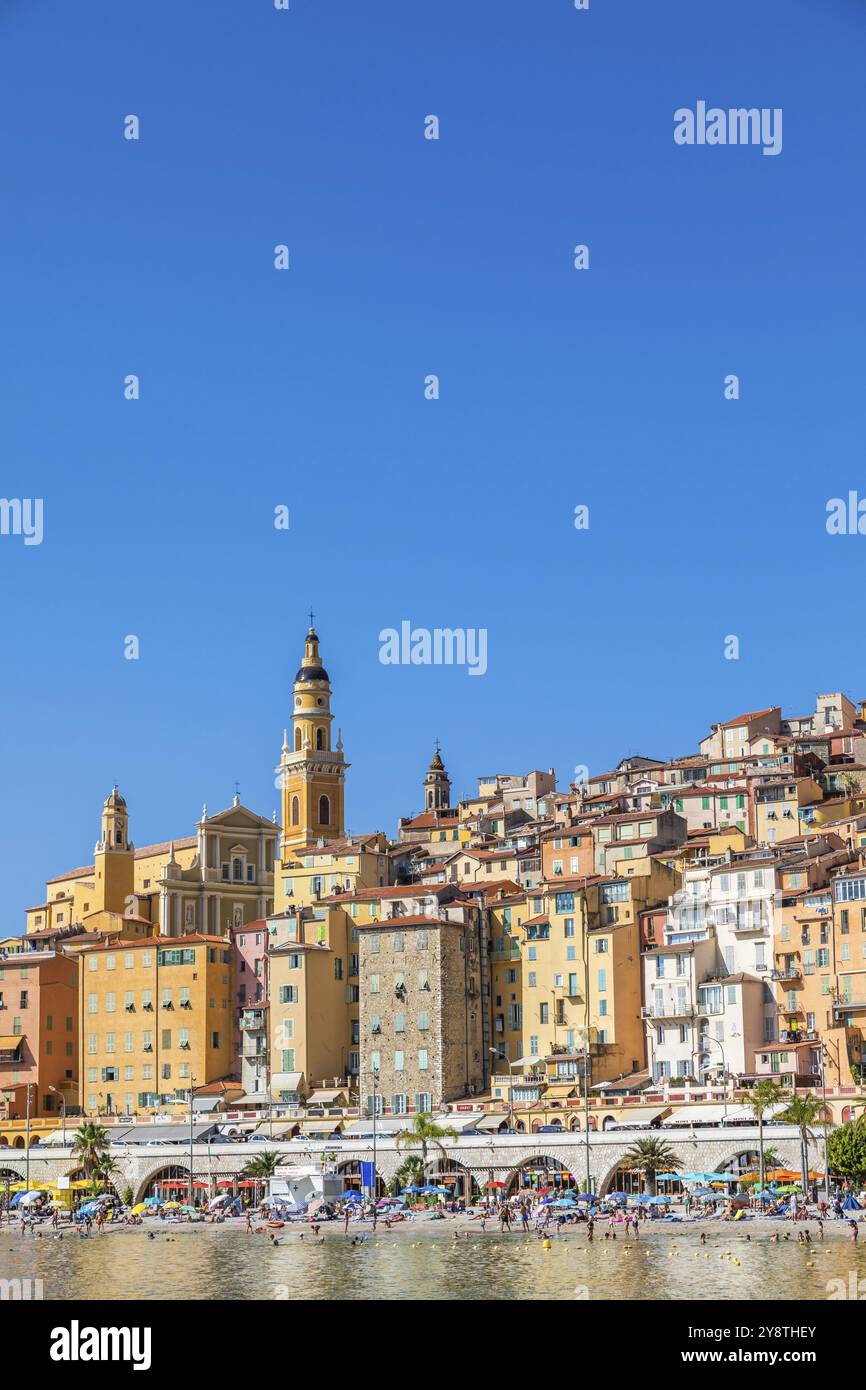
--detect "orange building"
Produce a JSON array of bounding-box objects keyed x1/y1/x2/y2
[{"x1": 0, "y1": 941, "x2": 79, "y2": 1119}]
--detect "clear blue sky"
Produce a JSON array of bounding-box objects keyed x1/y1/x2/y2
[{"x1": 2, "y1": 0, "x2": 865, "y2": 929}]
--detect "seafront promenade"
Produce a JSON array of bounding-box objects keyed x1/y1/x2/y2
[{"x1": 0, "y1": 1122, "x2": 820, "y2": 1207}]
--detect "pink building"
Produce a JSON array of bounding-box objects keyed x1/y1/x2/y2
[{"x1": 231, "y1": 921, "x2": 268, "y2": 1096}]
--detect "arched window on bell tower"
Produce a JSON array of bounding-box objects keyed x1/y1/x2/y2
[
  {"x1": 316, "y1": 727, "x2": 325, "y2": 751},
  {"x1": 294, "y1": 727, "x2": 303, "y2": 752},
  {"x1": 319, "y1": 795, "x2": 330, "y2": 826},
  {"x1": 291, "y1": 795, "x2": 300, "y2": 826}
]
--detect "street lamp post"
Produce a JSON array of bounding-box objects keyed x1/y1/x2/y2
[
  {"x1": 818, "y1": 1041, "x2": 831, "y2": 1204},
  {"x1": 25, "y1": 1083, "x2": 32, "y2": 1192},
  {"x1": 49, "y1": 1085, "x2": 66, "y2": 1146},
  {"x1": 188, "y1": 1076, "x2": 197, "y2": 1209},
  {"x1": 489, "y1": 1050, "x2": 519, "y2": 1131},
  {"x1": 693, "y1": 1035, "x2": 729, "y2": 1118},
  {"x1": 358, "y1": 1069, "x2": 379, "y2": 1208}
]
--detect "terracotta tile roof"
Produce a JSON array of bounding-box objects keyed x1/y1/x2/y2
[
  {"x1": 401, "y1": 812, "x2": 459, "y2": 829},
  {"x1": 355, "y1": 914, "x2": 457, "y2": 929},
  {"x1": 46, "y1": 836, "x2": 197, "y2": 885},
  {"x1": 77, "y1": 933, "x2": 229, "y2": 951},
  {"x1": 719, "y1": 706, "x2": 779, "y2": 729}
]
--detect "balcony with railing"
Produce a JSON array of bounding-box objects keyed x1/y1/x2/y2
[
  {"x1": 833, "y1": 998, "x2": 866, "y2": 1015},
  {"x1": 641, "y1": 1002, "x2": 695, "y2": 1021}
]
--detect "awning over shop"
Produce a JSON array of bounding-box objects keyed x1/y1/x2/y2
[
  {"x1": 475, "y1": 1114, "x2": 511, "y2": 1133},
  {"x1": 110, "y1": 1122, "x2": 218, "y2": 1144},
  {"x1": 298, "y1": 1118, "x2": 344, "y2": 1134},
  {"x1": 270, "y1": 1073, "x2": 304, "y2": 1094},
  {"x1": 603, "y1": 1106, "x2": 671, "y2": 1129},
  {"x1": 720, "y1": 1101, "x2": 789, "y2": 1124},
  {"x1": 343, "y1": 1116, "x2": 414, "y2": 1136},
  {"x1": 662, "y1": 1105, "x2": 738, "y2": 1127},
  {"x1": 231, "y1": 1094, "x2": 272, "y2": 1108},
  {"x1": 252, "y1": 1119, "x2": 298, "y2": 1138},
  {"x1": 437, "y1": 1113, "x2": 484, "y2": 1134},
  {"x1": 306, "y1": 1089, "x2": 347, "y2": 1105},
  {"x1": 218, "y1": 1120, "x2": 260, "y2": 1135}
]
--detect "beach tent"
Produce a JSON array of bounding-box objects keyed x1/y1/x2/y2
[{"x1": 842, "y1": 1194, "x2": 862, "y2": 1211}]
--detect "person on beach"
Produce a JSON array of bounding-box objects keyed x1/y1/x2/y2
[{"x1": 850, "y1": 1220, "x2": 859, "y2": 1243}]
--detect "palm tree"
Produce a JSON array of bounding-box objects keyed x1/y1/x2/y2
[
  {"x1": 746, "y1": 1080, "x2": 784, "y2": 1196},
  {"x1": 243, "y1": 1150, "x2": 280, "y2": 1180},
  {"x1": 392, "y1": 1155, "x2": 425, "y2": 1196},
  {"x1": 71, "y1": 1122, "x2": 110, "y2": 1180},
  {"x1": 93, "y1": 1154, "x2": 121, "y2": 1195},
  {"x1": 243, "y1": 1149, "x2": 280, "y2": 1204},
  {"x1": 779, "y1": 1093, "x2": 826, "y2": 1196},
  {"x1": 395, "y1": 1112, "x2": 457, "y2": 1179},
  {"x1": 837, "y1": 772, "x2": 862, "y2": 798},
  {"x1": 620, "y1": 1137, "x2": 683, "y2": 1196}
]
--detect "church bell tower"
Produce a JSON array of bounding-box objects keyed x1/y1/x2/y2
[
  {"x1": 93, "y1": 785, "x2": 135, "y2": 916},
  {"x1": 276, "y1": 623, "x2": 348, "y2": 853}
]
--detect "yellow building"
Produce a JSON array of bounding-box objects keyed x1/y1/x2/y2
[
  {"x1": 27, "y1": 787, "x2": 276, "y2": 942},
  {"x1": 26, "y1": 788, "x2": 197, "y2": 937},
  {"x1": 75, "y1": 934, "x2": 234, "y2": 1116},
  {"x1": 490, "y1": 858, "x2": 680, "y2": 1105},
  {"x1": 267, "y1": 906, "x2": 359, "y2": 1102},
  {"x1": 753, "y1": 776, "x2": 823, "y2": 846}
]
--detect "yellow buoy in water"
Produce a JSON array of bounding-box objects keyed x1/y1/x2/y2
[{"x1": 542, "y1": 1238, "x2": 552, "y2": 1249}]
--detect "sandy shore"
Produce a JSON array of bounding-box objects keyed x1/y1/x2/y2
[{"x1": 6, "y1": 1211, "x2": 864, "y2": 1242}]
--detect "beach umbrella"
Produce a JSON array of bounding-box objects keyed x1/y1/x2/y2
[
  {"x1": 486, "y1": 1181, "x2": 505, "y2": 1189},
  {"x1": 162, "y1": 1201, "x2": 183, "y2": 1210},
  {"x1": 341, "y1": 1190, "x2": 363, "y2": 1201},
  {"x1": 648, "y1": 1195, "x2": 671, "y2": 1205},
  {"x1": 401, "y1": 1185, "x2": 425, "y2": 1194},
  {"x1": 131, "y1": 1203, "x2": 149, "y2": 1215}
]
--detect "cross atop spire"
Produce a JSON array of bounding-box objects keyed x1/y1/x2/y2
[{"x1": 308, "y1": 606, "x2": 315, "y2": 630}]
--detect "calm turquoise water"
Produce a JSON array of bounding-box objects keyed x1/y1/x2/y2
[{"x1": 3, "y1": 1224, "x2": 866, "y2": 1301}]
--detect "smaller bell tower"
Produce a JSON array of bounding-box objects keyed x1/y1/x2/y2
[
  {"x1": 93, "y1": 786, "x2": 135, "y2": 916},
  {"x1": 424, "y1": 743, "x2": 451, "y2": 811}
]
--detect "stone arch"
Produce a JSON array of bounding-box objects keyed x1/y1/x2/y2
[
  {"x1": 335, "y1": 1159, "x2": 384, "y2": 1199},
  {"x1": 133, "y1": 1163, "x2": 192, "y2": 1206},
  {"x1": 714, "y1": 1149, "x2": 761, "y2": 1180},
  {"x1": 504, "y1": 1153, "x2": 576, "y2": 1197},
  {"x1": 530, "y1": 1117, "x2": 564, "y2": 1134},
  {"x1": 709, "y1": 1138, "x2": 805, "y2": 1176},
  {"x1": 426, "y1": 1156, "x2": 479, "y2": 1200},
  {"x1": 0, "y1": 1165, "x2": 24, "y2": 1185}
]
